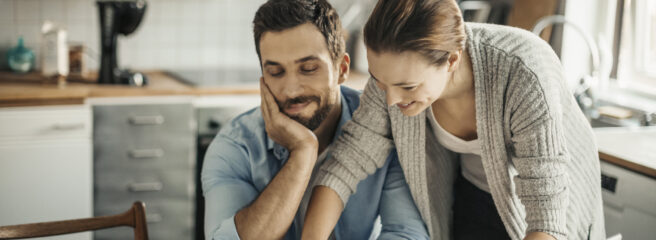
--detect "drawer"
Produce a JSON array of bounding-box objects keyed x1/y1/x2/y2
[
  {"x1": 95, "y1": 168, "x2": 194, "y2": 201},
  {"x1": 94, "y1": 198, "x2": 193, "y2": 240},
  {"x1": 94, "y1": 133, "x2": 194, "y2": 170},
  {"x1": 93, "y1": 104, "x2": 194, "y2": 140},
  {"x1": 0, "y1": 105, "x2": 91, "y2": 140}
]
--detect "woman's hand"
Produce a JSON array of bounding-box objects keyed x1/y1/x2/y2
[
  {"x1": 260, "y1": 77, "x2": 318, "y2": 153},
  {"x1": 524, "y1": 232, "x2": 557, "y2": 240}
]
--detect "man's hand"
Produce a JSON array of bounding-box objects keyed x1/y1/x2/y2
[
  {"x1": 524, "y1": 232, "x2": 557, "y2": 240},
  {"x1": 260, "y1": 77, "x2": 318, "y2": 153}
]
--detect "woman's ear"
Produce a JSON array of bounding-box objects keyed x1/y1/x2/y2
[
  {"x1": 447, "y1": 50, "x2": 462, "y2": 73},
  {"x1": 338, "y1": 53, "x2": 351, "y2": 85}
]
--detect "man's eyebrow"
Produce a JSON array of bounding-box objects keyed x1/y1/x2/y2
[
  {"x1": 263, "y1": 60, "x2": 281, "y2": 67},
  {"x1": 295, "y1": 55, "x2": 319, "y2": 63}
]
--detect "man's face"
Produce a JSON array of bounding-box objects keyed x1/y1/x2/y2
[{"x1": 259, "y1": 23, "x2": 345, "y2": 130}]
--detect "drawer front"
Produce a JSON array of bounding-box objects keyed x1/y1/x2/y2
[
  {"x1": 93, "y1": 103, "x2": 194, "y2": 140},
  {"x1": 95, "y1": 168, "x2": 194, "y2": 201},
  {"x1": 94, "y1": 133, "x2": 194, "y2": 170},
  {"x1": 0, "y1": 105, "x2": 91, "y2": 140},
  {"x1": 94, "y1": 198, "x2": 193, "y2": 240}
]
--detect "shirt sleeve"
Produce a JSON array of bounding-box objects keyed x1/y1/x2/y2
[
  {"x1": 377, "y1": 152, "x2": 429, "y2": 240},
  {"x1": 201, "y1": 135, "x2": 259, "y2": 240},
  {"x1": 509, "y1": 74, "x2": 569, "y2": 240},
  {"x1": 315, "y1": 79, "x2": 396, "y2": 205}
]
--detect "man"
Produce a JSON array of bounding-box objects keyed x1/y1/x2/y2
[{"x1": 201, "y1": 0, "x2": 427, "y2": 239}]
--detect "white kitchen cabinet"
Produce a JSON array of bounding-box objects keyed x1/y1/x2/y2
[
  {"x1": 0, "y1": 105, "x2": 92, "y2": 240},
  {"x1": 601, "y1": 161, "x2": 656, "y2": 240}
]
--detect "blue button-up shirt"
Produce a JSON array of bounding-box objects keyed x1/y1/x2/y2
[{"x1": 201, "y1": 86, "x2": 428, "y2": 240}]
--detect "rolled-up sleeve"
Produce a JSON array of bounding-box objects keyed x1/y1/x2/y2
[
  {"x1": 509, "y1": 75, "x2": 569, "y2": 240},
  {"x1": 377, "y1": 152, "x2": 429, "y2": 240},
  {"x1": 201, "y1": 136, "x2": 259, "y2": 240}
]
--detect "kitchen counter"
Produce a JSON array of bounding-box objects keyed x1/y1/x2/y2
[
  {"x1": 0, "y1": 71, "x2": 259, "y2": 107},
  {"x1": 0, "y1": 71, "x2": 370, "y2": 107},
  {"x1": 595, "y1": 127, "x2": 656, "y2": 178}
]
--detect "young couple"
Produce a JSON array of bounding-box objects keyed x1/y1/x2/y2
[{"x1": 201, "y1": 0, "x2": 605, "y2": 239}]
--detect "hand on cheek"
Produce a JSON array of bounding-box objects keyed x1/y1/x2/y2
[{"x1": 260, "y1": 77, "x2": 318, "y2": 152}]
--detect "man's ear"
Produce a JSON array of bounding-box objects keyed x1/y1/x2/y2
[
  {"x1": 338, "y1": 53, "x2": 351, "y2": 85},
  {"x1": 447, "y1": 50, "x2": 462, "y2": 73}
]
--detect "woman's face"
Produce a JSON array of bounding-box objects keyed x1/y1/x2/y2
[{"x1": 367, "y1": 49, "x2": 453, "y2": 116}]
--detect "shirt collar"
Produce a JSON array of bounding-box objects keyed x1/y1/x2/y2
[{"x1": 266, "y1": 88, "x2": 353, "y2": 161}]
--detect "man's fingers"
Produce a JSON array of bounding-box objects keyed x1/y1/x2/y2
[
  {"x1": 261, "y1": 78, "x2": 281, "y2": 115},
  {"x1": 260, "y1": 77, "x2": 272, "y2": 118}
]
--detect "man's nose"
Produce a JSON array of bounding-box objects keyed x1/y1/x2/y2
[{"x1": 280, "y1": 74, "x2": 304, "y2": 99}]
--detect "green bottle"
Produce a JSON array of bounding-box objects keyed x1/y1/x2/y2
[{"x1": 7, "y1": 37, "x2": 35, "y2": 73}]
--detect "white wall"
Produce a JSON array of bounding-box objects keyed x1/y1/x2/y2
[{"x1": 561, "y1": 0, "x2": 617, "y2": 90}]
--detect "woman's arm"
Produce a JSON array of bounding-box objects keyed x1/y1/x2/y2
[
  {"x1": 302, "y1": 79, "x2": 395, "y2": 239},
  {"x1": 508, "y1": 72, "x2": 569, "y2": 240}
]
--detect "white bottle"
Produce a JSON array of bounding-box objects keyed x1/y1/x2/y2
[{"x1": 41, "y1": 21, "x2": 69, "y2": 78}]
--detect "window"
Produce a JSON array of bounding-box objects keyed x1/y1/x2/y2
[{"x1": 617, "y1": 0, "x2": 656, "y2": 94}]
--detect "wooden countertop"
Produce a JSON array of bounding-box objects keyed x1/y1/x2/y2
[
  {"x1": 0, "y1": 71, "x2": 369, "y2": 107},
  {"x1": 595, "y1": 127, "x2": 656, "y2": 178},
  {"x1": 3, "y1": 70, "x2": 653, "y2": 178}
]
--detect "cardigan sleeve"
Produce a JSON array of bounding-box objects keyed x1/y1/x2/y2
[
  {"x1": 314, "y1": 78, "x2": 396, "y2": 205},
  {"x1": 508, "y1": 73, "x2": 570, "y2": 240}
]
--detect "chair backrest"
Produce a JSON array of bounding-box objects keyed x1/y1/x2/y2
[{"x1": 0, "y1": 202, "x2": 148, "y2": 240}]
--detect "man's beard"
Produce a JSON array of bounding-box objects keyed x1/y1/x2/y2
[{"x1": 279, "y1": 95, "x2": 333, "y2": 130}]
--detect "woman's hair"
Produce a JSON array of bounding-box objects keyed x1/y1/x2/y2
[{"x1": 364, "y1": 0, "x2": 466, "y2": 66}]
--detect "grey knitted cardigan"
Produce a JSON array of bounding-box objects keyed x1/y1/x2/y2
[{"x1": 315, "y1": 23, "x2": 605, "y2": 240}]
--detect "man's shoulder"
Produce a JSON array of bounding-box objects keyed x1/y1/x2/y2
[
  {"x1": 340, "y1": 85, "x2": 363, "y2": 112},
  {"x1": 214, "y1": 106, "x2": 266, "y2": 147}
]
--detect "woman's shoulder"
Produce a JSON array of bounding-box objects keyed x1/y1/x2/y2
[{"x1": 466, "y1": 23, "x2": 561, "y2": 72}]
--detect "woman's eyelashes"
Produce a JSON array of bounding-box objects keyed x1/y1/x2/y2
[{"x1": 401, "y1": 86, "x2": 418, "y2": 91}]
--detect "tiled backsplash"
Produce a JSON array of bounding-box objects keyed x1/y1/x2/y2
[{"x1": 0, "y1": 0, "x2": 280, "y2": 71}]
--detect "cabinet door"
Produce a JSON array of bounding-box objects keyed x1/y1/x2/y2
[
  {"x1": 0, "y1": 139, "x2": 92, "y2": 240},
  {"x1": 601, "y1": 161, "x2": 656, "y2": 240}
]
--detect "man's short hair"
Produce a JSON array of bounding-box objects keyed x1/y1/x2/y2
[{"x1": 253, "y1": 0, "x2": 346, "y2": 63}]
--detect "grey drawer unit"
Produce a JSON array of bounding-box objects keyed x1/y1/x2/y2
[
  {"x1": 95, "y1": 198, "x2": 193, "y2": 240},
  {"x1": 93, "y1": 103, "x2": 195, "y2": 240}
]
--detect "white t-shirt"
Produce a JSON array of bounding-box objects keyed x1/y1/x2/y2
[{"x1": 427, "y1": 106, "x2": 490, "y2": 192}]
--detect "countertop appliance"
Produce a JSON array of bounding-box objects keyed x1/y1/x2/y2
[
  {"x1": 167, "y1": 69, "x2": 260, "y2": 87},
  {"x1": 97, "y1": 0, "x2": 148, "y2": 86}
]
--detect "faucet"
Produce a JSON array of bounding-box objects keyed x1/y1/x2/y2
[{"x1": 532, "y1": 15, "x2": 612, "y2": 121}]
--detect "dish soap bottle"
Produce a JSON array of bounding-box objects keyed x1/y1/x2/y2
[{"x1": 6, "y1": 37, "x2": 35, "y2": 73}]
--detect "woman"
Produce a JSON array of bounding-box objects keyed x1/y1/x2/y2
[{"x1": 301, "y1": 0, "x2": 605, "y2": 239}]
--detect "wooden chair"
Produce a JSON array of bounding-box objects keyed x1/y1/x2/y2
[{"x1": 0, "y1": 202, "x2": 148, "y2": 240}]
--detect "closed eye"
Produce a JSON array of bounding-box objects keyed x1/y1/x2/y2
[
  {"x1": 401, "y1": 86, "x2": 417, "y2": 91},
  {"x1": 300, "y1": 64, "x2": 319, "y2": 74}
]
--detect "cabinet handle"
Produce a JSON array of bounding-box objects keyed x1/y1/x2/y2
[
  {"x1": 129, "y1": 149, "x2": 164, "y2": 159},
  {"x1": 128, "y1": 182, "x2": 163, "y2": 192},
  {"x1": 52, "y1": 123, "x2": 85, "y2": 130},
  {"x1": 129, "y1": 115, "x2": 164, "y2": 125},
  {"x1": 146, "y1": 213, "x2": 163, "y2": 223}
]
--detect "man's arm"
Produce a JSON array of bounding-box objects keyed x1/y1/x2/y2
[
  {"x1": 230, "y1": 79, "x2": 320, "y2": 240},
  {"x1": 234, "y1": 146, "x2": 317, "y2": 239}
]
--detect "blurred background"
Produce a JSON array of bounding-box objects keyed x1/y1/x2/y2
[{"x1": 0, "y1": 0, "x2": 654, "y2": 240}]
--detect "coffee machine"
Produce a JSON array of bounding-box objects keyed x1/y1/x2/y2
[{"x1": 97, "y1": 0, "x2": 148, "y2": 86}]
